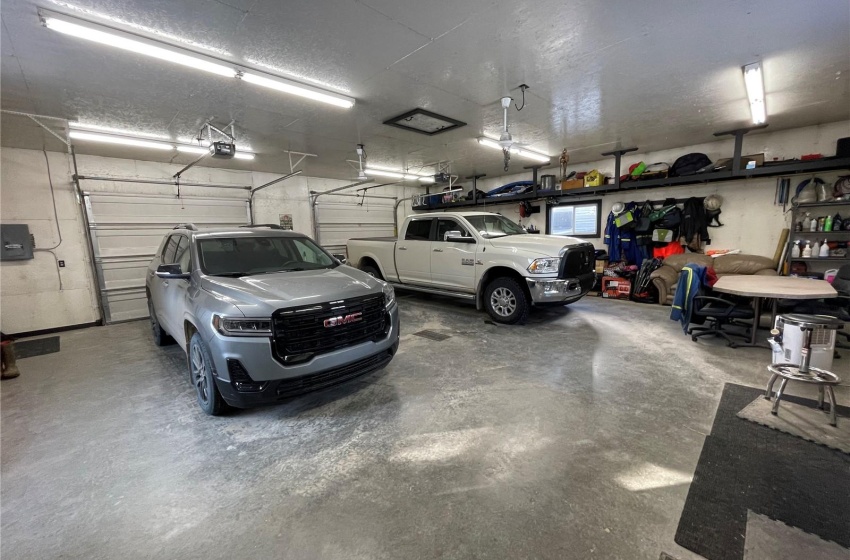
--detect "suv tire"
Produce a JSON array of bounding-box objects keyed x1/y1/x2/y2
[
  {"x1": 484, "y1": 277, "x2": 529, "y2": 325},
  {"x1": 188, "y1": 332, "x2": 226, "y2": 416},
  {"x1": 148, "y1": 299, "x2": 172, "y2": 346}
]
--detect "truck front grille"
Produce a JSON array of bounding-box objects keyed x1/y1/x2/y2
[
  {"x1": 272, "y1": 294, "x2": 388, "y2": 364},
  {"x1": 560, "y1": 244, "x2": 595, "y2": 279}
]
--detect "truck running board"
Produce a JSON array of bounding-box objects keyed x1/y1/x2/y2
[{"x1": 389, "y1": 283, "x2": 476, "y2": 301}]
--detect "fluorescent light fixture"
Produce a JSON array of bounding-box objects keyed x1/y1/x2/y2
[
  {"x1": 69, "y1": 130, "x2": 173, "y2": 150},
  {"x1": 40, "y1": 9, "x2": 355, "y2": 108},
  {"x1": 240, "y1": 71, "x2": 355, "y2": 109},
  {"x1": 477, "y1": 137, "x2": 550, "y2": 163},
  {"x1": 743, "y1": 62, "x2": 766, "y2": 125},
  {"x1": 365, "y1": 167, "x2": 434, "y2": 182},
  {"x1": 233, "y1": 152, "x2": 255, "y2": 160},
  {"x1": 41, "y1": 11, "x2": 237, "y2": 77},
  {"x1": 69, "y1": 121, "x2": 170, "y2": 140},
  {"x1": 175, "y1": 145, "x2": 208, "y2": 155}
]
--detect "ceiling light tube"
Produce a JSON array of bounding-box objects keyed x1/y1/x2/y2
[
  {"x1": 365, "y1": 167, "x2": 434, "y2": 182},
  {"x1": 743, "y1": 62, "x2": 766, "y2": 125},
  {"x1": 240, "y1": 71, "x2": 355, "y2": 109},
  {"x1": 69, "y1": 130, "x2": 174, "y2": 150},
  {"x1": 40, "y1": 10, "x2": 237, "y2": 78},
  {"x1": 477, "y1": 137, "x2": 550, "y2": 162},
  {"x1": 365, "y1": 169, "x2": 405, "y2": 179}
]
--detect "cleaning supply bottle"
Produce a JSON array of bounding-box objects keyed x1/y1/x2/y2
[
  {"x1": 812, "y1": 239, "x2": 820, "y2": 258},
  {"x1": 820, "y1": 239, "x2": 830, "y2": 257},
  {"x1": 802, "y1": 241, "x2": 812, "y2": 258},
  {"x1": 791, "y1": 240, "x2": 801, "y2": 258},
  {"x1": 810, "y1": 216, "x2": 818, "y2": 231}
]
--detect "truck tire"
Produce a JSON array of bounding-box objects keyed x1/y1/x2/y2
[
  {"x1": 360, "y1": 264, "x2": 383, "y2": 280},
  {"x1": 484, "y1": 277, "x2": 529, "y2": 325}
]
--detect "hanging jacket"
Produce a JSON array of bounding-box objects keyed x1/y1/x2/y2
[
  {"x1": 605, "y1": 202, "x2": 644, "y2": 266},
  {"x1": 680, "y1": 197, "x2": 710, "y2": 251},
  {"x1": 670, "y1": 264, "x2": 708, "y2": 333}
]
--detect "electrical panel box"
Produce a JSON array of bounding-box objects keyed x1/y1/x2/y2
[{"x1": 1, "y1": 224, "x2": 34, "y2": 261}]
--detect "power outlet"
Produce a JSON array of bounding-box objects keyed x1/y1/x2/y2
[{"x1": 58, "y1": 260, "x2": 66, "y2": 267}]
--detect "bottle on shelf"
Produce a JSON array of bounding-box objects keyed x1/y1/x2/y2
[
  {"x1": 812, "y1": 239, "x2": 820, "y2": 257},
  {"x1": 817, "y1": 217, "x2": 826, "y2": 232},
  {"x1": 802, "y1": 241, "x2": 813, "y2": 258},
  {"x1": 810, "y1": 216, "x2": 818, "y2": 232},
  {"x1": 819, "y1": 239, "x2": 830, "y2": 257},
  {"x1": 824, "y1": 214, "x2": 833, "y2": 232},
  {"x1": 791, "y1": 240, "x2": 801, "y2": 258}
]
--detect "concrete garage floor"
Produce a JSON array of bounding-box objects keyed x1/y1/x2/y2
[{"x1": 2, "y1": 296, "x2": 848, "y2": 560}]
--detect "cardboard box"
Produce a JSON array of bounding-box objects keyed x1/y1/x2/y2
[
  {"x1": 560, "y1": 179, "x2": 584, "y2": 190},
  {"x1": 594, "y1": 259, "x2": 607, "y2": 275},
  {"x1": 601, "y1": 276, "x2": 631, "y2": 299}
]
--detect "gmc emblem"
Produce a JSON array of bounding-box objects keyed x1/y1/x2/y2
[{"x1": 324, "y1": 312, "x2": 363, "y2": 327}]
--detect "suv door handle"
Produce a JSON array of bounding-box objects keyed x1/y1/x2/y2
[
  {"x1": 433, "y1": 248, "x2": 443, "y2": 252},
  {"x1": 162, "y1": 280, "x2": 169, "y2": 287},
  {"x1": 398, "y1": 246, "x2": 407, "y2": 251}
]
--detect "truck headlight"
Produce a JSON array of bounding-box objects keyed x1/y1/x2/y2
[
  {"x1": 527, "y1": 257, "x2": 561, "y2": 274},
  {"x1": 213, "y1": 315, "x2": 272, "y2": 336},
  {"x1": 382, "y1": 282, "x2": 395, "y2": 308}
]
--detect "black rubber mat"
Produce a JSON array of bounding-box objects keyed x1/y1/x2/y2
[
  {"x1": 14, "y1": 336, "x2": 60, "y2": 359},
  {"x1": 674, "y1": 383, "x2": 850, "y2": 560}
]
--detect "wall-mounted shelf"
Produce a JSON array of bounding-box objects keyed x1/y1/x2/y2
[{"x1": 412, "y1": 156, "x2": 850, "y2": 211}]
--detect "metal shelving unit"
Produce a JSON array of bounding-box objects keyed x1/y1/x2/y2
[{"x1": 788, "y1": 200, "x2": 850, "y2": 267}]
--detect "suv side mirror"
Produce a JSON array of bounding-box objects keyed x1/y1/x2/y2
[
  {"x1": 332, "y1": 253, "x2": 348, "y2": 265},
  {"x1": 156, "y1": 263, "x2": 191, "y2": 279},
  {"x1": 444, "y1": 231, "x2": 474, "y2": 243}
]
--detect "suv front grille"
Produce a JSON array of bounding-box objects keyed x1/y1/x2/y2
[
  {"x1": 272, "y1": 294, "x2": 387, "y2": 364},
  {"x1": 560, "y1": 244, "x2": 595, "y2": 279}
]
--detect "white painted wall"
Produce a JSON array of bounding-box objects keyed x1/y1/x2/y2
[
  {"x1": 1, "y1": 149, "x2": 100, "y2": 333},
  {"x1": 464, "y1": 120, "x2": 850, "y2": 259},
  {"x1": 0, "y1": 148, "x2": 411, "y2": 334}
]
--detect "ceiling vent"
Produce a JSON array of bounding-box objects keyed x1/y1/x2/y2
[{"x1": 383, "y1": 109, "x2": 466, "y2": 136}]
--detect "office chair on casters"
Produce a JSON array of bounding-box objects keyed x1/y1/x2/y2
[{"x1": 688, "y1": 295, "x2": 754, "y2": 348}]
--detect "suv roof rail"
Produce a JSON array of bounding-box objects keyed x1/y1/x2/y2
[
  {"x1": 240, "y1": 224, "x2": 283, "y2": 229},
  {"x1": 174, "y1": 223, "x2": 198, "y2": 231}
]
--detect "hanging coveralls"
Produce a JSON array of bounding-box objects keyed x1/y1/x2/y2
[{"x1": 605, "y1": 202, "x2": 644, "y2": 266}]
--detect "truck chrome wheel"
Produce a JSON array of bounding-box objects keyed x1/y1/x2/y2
[{"x1": 490, "y1": 287, "x2": 517, "y2": 317}]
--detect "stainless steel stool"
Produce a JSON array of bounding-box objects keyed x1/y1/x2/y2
[{"x1": 764, "y1": 314, "x2": 844, "y2": 427}]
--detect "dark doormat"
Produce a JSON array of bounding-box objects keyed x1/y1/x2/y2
[
  {"x1": 14, "y1": 336, "x2": 60, "y2": 359},
  {"x1": 674, "y1": 383, "x2": 850, "y2": 560}
]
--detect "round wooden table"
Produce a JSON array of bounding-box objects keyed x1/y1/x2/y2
[{"x1": 712, "y1": 276, "x2": 838, "y2": 346}]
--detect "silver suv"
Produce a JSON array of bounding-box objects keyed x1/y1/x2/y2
[{"x1": 145, "y1": 224, "x2": 400, "y2": 415}]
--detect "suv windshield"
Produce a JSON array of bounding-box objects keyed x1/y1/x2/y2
[
  {"x1": 464, "y1": 214, "x2": 527, "y2": 238},
  {"x1": 198, "y1": 236, "x2": 337, "y2": 277}
]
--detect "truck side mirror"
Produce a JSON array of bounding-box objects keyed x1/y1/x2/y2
[
  {"x1": 332, "y1": 253, "x2": 348, "y2": 265},
  {"x1": 444, "y1": 231, "x2": 474, "y2": 243},
  {"x1": 156, "y1": 263, "x2": 191, "y2": 279}
]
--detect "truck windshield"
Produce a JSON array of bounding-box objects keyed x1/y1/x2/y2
[
  {"x1": 464, "y1": 215, "x2": 527, "y2": 238},
  {"x1": 198, "y1": 236, "x2": 337, "y2": 277}
]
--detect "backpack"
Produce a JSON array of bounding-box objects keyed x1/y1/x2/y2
[{"x1": 670, "y1": 153, "x2": 712, "y2": 177}]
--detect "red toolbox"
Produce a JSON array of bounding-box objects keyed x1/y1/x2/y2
[{"x1": 601, "y1": 276, "x2": 631, "y2": 299}]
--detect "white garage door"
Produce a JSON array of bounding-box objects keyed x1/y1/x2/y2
[
  {"x1": 315, "y1": 194, "x2": 396, "y2": 255},
  {"x1": 83, "y1": 192, "x2": 249, "y2": 323}
]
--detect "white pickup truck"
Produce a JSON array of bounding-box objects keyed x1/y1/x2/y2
[{"x1": 347, "y1": 211, "x2": 596, "y2": 324}]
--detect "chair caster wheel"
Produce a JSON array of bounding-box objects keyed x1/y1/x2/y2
[{"x1": 691, "y1": 336, "x2": 697, "y2": 342}]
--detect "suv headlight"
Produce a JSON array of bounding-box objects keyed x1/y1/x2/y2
[
  {"x1": 382, "y1": 282, "x2": 395, "y2": 308},
  {"x1": 527, "y1": 257, "x2": 561, "y2": 274},
  {"x1": 213, "y1": 315, "x2": 272, "y2": 336}
]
